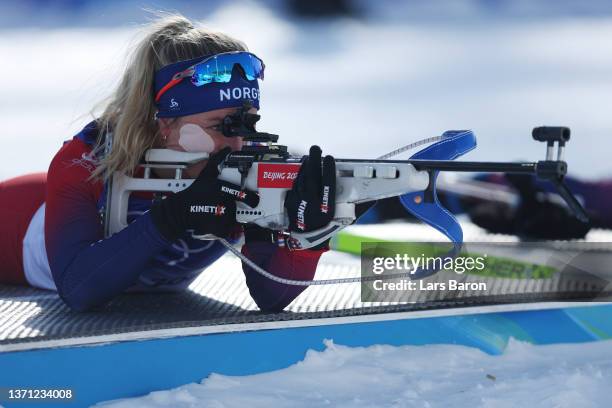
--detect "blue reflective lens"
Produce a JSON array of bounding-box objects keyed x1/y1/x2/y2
[{"x1": 191, "y1": 52, "x2": 264, "y2": 87}]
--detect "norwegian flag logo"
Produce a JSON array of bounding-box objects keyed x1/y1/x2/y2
[{"x1": 287, "y1": 237, "x2": 303, "y2": 250}]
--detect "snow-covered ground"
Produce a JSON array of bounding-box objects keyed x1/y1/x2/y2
[
  {"x1": 2, "y1": 2, "x2": 612, "y2": 180},
  {"x1": 95, "y1": 338, "x2": 612, "y2": 408}
]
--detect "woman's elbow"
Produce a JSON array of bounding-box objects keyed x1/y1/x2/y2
[
  {"x1": 52, "y1": 265, "x2": 116, "y2": 312},
  {"x1": 247, "y1": 285, "x2": 302, "y2": 313},
  {"x1": 255, "y1": 299, "x2": 289, "y2": 314}
]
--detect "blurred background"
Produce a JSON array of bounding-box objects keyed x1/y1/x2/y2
[{"x1": 1, "y1": 0, "x2": 611, "y2": 181}]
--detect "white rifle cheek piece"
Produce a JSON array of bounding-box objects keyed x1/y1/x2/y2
[{"x1": 105, "y1": 149, "x2": 206, "y2": 237}]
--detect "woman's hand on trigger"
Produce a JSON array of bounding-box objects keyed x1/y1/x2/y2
[
  {"x1": 284, "y1": 145, "x2": 336, "y2": 234},
  {"x1": 150, "y1": 147, "x2": 259, "y2": 241}
]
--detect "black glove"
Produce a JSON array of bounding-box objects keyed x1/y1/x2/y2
[
  {"x1": 285, "y1": 145, "x2": 336, "y2": 233},
  {"x1": 243, "y1": 224, "x2": 275, "y2": 244},
  {"x1": 150, "y1": 147, "x2": 259, "y2": 241},
  {"x1": 468, "y1": 174, "x2": 591, "y2": 240}
]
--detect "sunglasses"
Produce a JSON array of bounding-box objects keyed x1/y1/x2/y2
[{"x1": 155, "y1": 51, "x2": 265, "y2": 103}]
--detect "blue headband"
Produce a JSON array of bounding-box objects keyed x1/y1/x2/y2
[{"x1": 154, "y1": 55, "x2": 261, "y2": 118}]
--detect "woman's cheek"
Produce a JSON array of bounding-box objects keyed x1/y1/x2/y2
[
  {"x1": 175, "y1": 128, "x2": 242, "y2": 178},
  {"x1": 177, "y1": 124, "x2": 215, "y2": 153}
]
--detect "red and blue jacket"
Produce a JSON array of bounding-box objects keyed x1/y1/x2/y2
[{"x1": 30, "y1": 122, "x2": 323, "y2": 312}]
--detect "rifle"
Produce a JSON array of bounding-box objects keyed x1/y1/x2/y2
[{"x1": 104, "y1": 103, "x2": 588, "y2": 253}]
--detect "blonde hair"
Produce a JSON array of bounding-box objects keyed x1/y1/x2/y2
[{"x1": 91, "y1": 13, "x2": 247, "y2": 180}]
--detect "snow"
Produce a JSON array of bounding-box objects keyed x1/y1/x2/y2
[{"x1": 94, "y1": 338, "x2": 612, "y2": 407}]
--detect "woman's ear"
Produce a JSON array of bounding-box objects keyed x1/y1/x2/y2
[{"x1": 157, "y1": 118, "x2": 173, "y2": 139}]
